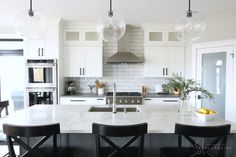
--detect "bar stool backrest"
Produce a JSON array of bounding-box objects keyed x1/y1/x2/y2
[
  {"x1": 0, "y1": 101, "x2": 9, "y2": 118},
  {"x1": 92, "y1": 122, "x2": 148, "y2": 157},
  {"x1": 3, "y1": 123, "x2": 60, "y2": 157}
]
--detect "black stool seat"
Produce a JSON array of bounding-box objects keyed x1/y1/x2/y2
[
  {"x1": 160, "y1": 123, "x2": 231, "y2": 157},
  {"x1": 3, "y1": 123, "x2": 60, "y2": 157},
  {"x1": 92, "y1": 122, "x2": 148, "y2": 157}
]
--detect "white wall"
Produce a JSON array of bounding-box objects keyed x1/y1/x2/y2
[
  {"x1": 185, "y1": 11, "x2": 236, "y2": 79},
  {"x1": 198, "y1": 11, "x2": 236, "y2": 43}
]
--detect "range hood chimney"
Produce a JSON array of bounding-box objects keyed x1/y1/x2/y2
[{"x1": 106, "y1": 26, "x2": 143, "y2": 64}]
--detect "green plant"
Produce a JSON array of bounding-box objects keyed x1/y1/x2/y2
[{"x1": 165, "y1": 76, "x2": 214, "y2": 100}]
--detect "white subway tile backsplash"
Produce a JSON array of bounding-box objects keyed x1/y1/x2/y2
[{"x1": 65, "y1": 26, "x2": 167, "y2": 93}]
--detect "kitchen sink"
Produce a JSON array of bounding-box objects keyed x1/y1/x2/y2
[{"x1": 88, "y1": 106, "x2": 141, "y2": 112}]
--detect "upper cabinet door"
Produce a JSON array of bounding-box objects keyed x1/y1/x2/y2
[
  {"x1": 25, "y1": 24, "x2": 59, "y2": 59},
  {"x1": 167, "y1": 46, "x2": 185, "y2": 77},
  {"x1": 84, "y1": 31, "x2": 101, "y2": 46},
  {"x1": 63, "y1": 29, "x2": 82, "y2": 45},
  {"x1": 26, "y1": 39, "x2": 45, "y2": 59},
  {"x1": 144, "y1": 30, "x2": 164, "y2": 46},
  {"x1": 84, "y1": 46, "x2": 103, "y2": 77},
  {"x1": 63, "y1": 46, "x2": 84, "y2": 77},
  {"x1": 143, "y1": 47, "x2": 166, "y2": 77},
  {"x1": 44, "y1": 25, "x2": 59, "y2": 59}
]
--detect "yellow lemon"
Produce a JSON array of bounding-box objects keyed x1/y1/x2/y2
[
  {"x1": 209, "y1": 110, "x2": 216, "y2": 114},
  {"x1": 199, "y1": 108, "x2": 209, "y2": 114}
]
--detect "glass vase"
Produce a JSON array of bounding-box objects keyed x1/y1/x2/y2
[{"x1": 178, "y1": 99, "x2": 192, "y2": 116}]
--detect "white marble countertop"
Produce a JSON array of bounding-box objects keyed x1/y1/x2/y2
[{"x1": 1, "y1": 105, "x2": 236, "y2": 133}]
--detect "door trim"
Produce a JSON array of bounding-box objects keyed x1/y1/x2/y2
[
  {"x1": 192, "y1": 39, "x2": 236, "y2": 122},
  {"x1": 196, "y1": 46, "x2": 233, "y2": 116}
]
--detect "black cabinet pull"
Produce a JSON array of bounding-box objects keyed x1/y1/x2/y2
[
  {"x1": 97, "y1": 99, "x2": 104, "y2": 100},
  {"x1": 144, "y1": 98, "x2": 152, "y2": 100},
  {"x1": 41, "y1": 48, "x2": 44, "y2": 56},
  {"x1": 70, "y1": 100, "x2": 85, "y2": 102},
  {"x1": 163, "y1": 100, "x2": 178, "y2": 102},
  {"x1": 80, "y1": 68, "x2": 82, "y2": 75},
  {"x1": 38, "y1": 48, "x2": 41, "y2": 56},
  {"x1": 163, "y1": 68, "x2": 165, "y2": 76},
  {"x1": 83, "y1": 68, "x2": 85, "y2": 75},
  {"x1": 166, "y1": 68, "x2": 168, "y2": 76}
]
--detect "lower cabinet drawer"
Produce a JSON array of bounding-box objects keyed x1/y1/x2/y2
[
  {"x1": 143, "y1": 98, "x2": 179, "y2": 105},
  {"x1": 60, "y1": 97, "x2": 106, "y2": 105}
]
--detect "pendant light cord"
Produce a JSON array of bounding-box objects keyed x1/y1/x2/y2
[
  {"x1": 28, "y1": 0, "x2": 34, "y2": 16},
  {"x1": 108, "y1": 0, "x2": 113, "y2": 17},
  {"x1": 187, "y1": 0, "x2": 192, "y2": 17},
  {"x1": 188, "y1": 0, "x2": 191, "y2": 12}
]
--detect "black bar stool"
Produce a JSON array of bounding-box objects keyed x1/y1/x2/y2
[
  {"x1": 0, "y1": 100, "x2": 10, "y2": 157},
  {"x1": 92, "y1": 122, "x2": 148, "y2": 157},
  {"x1": 3, "y1": 123, "x2": 60, "y2": 157},
  {"x1": 160, "y1": 123, "x2": 231, "y2": 157},
  {"x1": 0, "y1": 100, "x2": 9, "y2": 118}
]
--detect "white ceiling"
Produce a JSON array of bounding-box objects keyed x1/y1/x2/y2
[{"x1": 0, "y1": 0, "x2": 236, "y2": 25}]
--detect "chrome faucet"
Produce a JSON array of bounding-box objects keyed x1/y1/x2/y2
[{"x1": 112, "y1": 83, "x2": 117, "y2": 113}]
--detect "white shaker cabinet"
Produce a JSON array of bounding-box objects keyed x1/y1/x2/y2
[
  {"x1": 63, "y1": 46, "x2": 84, "y2": 77},
  {"x1": 25, "y1": 24, "x2": 59, "y2": 59},
  {"x1": 143, "y1": 46, "x2": 185, "y2": 77},
  {"x1": 143, "y1": 47, "x2": 166, "y2": 77},
  {"x1": 84, "y1": 46, "x2": 103, "y2": 77},
  {"x1": 167, "y1": 46, "x2": 185, "y2": 77},
  {"x1": 63, "y1": 45, "x2": 103, "y2": 77}
]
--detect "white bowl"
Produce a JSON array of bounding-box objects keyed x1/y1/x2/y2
[{"x1": 195, "y1": 111, "x2": 218, "y2": 121}]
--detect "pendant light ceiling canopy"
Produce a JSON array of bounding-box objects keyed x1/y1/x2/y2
[
  {"x1": 175, "y1": 0, "x2": 206, "y2": 42},
  {"x1": 97, "y1": 0, "x2": 126, "y2": 42},
  {"x1": 14, "y1": 0, "x2": 47, "y2": 40}
]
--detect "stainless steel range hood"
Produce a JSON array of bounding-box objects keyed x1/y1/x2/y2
[{"x1": 106, "y1": 26, "x2": 143, "y2": 64}]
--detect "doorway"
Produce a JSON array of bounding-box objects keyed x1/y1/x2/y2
[
  {"x1": 0, "y1": 50, "x2": 24, "y2": 114},
  {"x1": 196, "y1": 46, "x2": 234, "y2": 119}
]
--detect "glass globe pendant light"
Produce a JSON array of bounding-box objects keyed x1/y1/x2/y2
[
  {"x1": 175, "y1": 0, "x2": 206, "y2": 42},
  {"x1": 97, "y1": 0, "x2": 126, "y2": 42},
  {"x1": 14, "y1": 0, "x2": 47, "y2": 40}
]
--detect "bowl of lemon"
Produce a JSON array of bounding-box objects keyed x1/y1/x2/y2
[{"x1": 195, "y1": 108, "x2": 218, "y2": 121}]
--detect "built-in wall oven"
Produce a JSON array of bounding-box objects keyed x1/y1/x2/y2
[
  {"x1": 25, "y1": 88, "x2": 57, "y2": 107},
  {"x1": 25, "y1": 59, "x2": 58, "y2": 107},
  {"x1": 26, "y1": 59, "x2": 57, "y2": 88}
]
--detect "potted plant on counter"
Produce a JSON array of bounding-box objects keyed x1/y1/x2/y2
[{"x1": 165, "y1": 76, "x2": 214, "y2": 115}]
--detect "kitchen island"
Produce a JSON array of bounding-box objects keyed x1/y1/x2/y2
[{"x1": 1, "y1": 105, "x2": 236, "y2": 157}]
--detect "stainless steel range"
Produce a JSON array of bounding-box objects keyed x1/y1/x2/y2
[{"x1": 106, "y1": 92, "x2": 143, "y2": 105}]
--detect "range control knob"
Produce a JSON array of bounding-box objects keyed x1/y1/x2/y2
[
  {"x1": 131, "y1": 99, "x2": 135, "y2": 104},
  {"x1": 124, "y1": 99, "x2": 128, "y2": 103},
  {"x1": 119, "y1": 99, "x2": 122, "y2": 104},
  {"x1": 137, "y1": 100, "x2": 140, "y2": 104}
]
